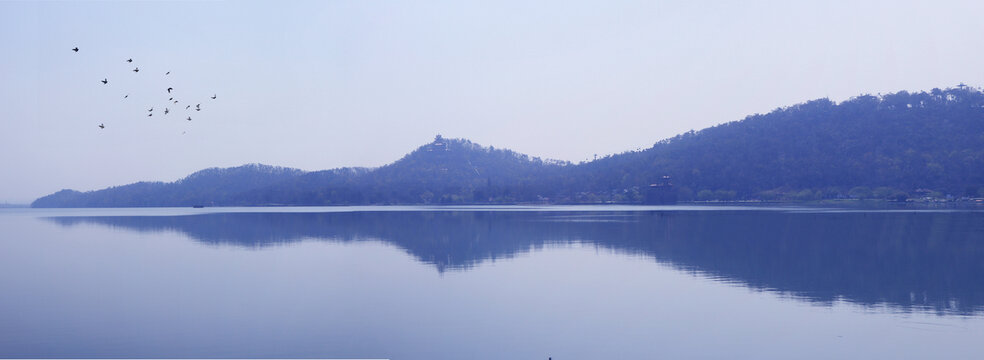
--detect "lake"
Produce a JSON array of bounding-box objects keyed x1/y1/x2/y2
[{"x1": 1, "y1": 205, "x2": 983, "y2": 359}]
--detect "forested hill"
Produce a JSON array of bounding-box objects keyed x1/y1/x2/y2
[
  {"x1": 579, "y1": 86, "x2": 984, "y2": 201},
  {"x1": 32, "y1": 86, "x2": 984, "y2": 207},
  {"x1": 31, "y1": 164, "x2": 306, "y2": 207},
  {"x1": 32, "y1": 138, "x2": 570, "y2": 207},
  {"x1": 230, "y1": 138, "x2": 570, "y2": 205}
]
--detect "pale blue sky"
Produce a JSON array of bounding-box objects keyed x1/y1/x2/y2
[{"x1": 2, "y1": 0, "x2": 983, "y2": 203}]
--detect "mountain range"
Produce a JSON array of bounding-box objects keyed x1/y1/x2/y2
[{"x1": 32, "y1": 86, "x2": 984, "y2": 207}]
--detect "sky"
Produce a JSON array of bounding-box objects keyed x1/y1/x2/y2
[{"x1": 2, "y1": 0, "x2": 984, "y2": 203}]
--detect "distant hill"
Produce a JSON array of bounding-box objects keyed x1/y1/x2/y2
[
  {"x1": 578, "y1": 86, "x2": 984, "y2": 201},
  {"x1": 32, "y1": 164, "x2": 305, "y2": 207},
  {"x1": 231, "y1": 137, "x2": 570, "y2": 205},
  {"x1": 32, "y1": 86, "x2": 984, "y2": 207}
]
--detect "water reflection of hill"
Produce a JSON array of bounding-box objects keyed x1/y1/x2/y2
[{"x1": 48, "y1": 210, "x2": 984, "y2": 315}]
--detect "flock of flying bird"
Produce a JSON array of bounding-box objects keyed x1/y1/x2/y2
[{"x1": 72, "y1": 46, "x2": 217, "y2": 130}]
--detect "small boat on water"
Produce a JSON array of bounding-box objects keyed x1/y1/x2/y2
[{"x1": 192, "y1": 205, "x2": 205, "y2": 208}]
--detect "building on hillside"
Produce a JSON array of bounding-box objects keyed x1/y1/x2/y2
[
  {"x1": 428, "y1": 134, "x2": 449, "y2": 151},
  {"x1": 646, "y1": 176, "x2": 677, "y2": 204}
]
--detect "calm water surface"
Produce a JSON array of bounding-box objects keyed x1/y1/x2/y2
[{"x1": 1, "y1": 205, "x2": 983, "y2": 359}]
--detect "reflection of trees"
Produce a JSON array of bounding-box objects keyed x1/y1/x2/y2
[{"x1": 49, "y1": 210, "x2": 984, "y2": 314}]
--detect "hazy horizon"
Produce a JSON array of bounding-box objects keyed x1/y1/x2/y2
[{"x1": 4, "y1": 0, "x2": 984, "y2": 203}]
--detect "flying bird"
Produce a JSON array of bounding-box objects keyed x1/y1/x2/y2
[
  {"x1": 101, "y1": 78, "x2": 108, "y2": 84},
  {"x1": 148, "y1": 107, "x2": 153, "y2": 112},
  {"x1": 186, "y1": 116, "x2": 192, "y2": 121},
  {"x1": 72, "y1": 47, "x2": 79, "y2": 52},
  {"x1": 167, "y1": 87, "x2": 173, "y2": 93},
  {"x1": 185, "y1": 105, "x2": 191, "y2": 109},
  {"x1": 168, "y1": 97, "x2": 173, "y2": 101},
  {"x1": 126, "y1": 58, "x2": 132, "y2": 63},
  {"x1": 124, "y1": 94, "x2": 128, "y2": 99},
  {"x1": 211, "y1": 94, "x2": 216, "y2": 99},
  {"x1": 173, "y1": 100, "x2": 178, "y2": 104},
  {"x1": 164, "y1": 108, "x2": 169, "y2": 115},
  {"x1": 165, "y1": 71, "x2": 170, "y2": 75},
  {"x1": 98, "y1": 123, "x2": 104, "y2": 129},
  {"x1": 132, "y1": 67, "x2": 139, "y2": 73},
  {"x1": 148, "y1": 113, "x2": 153, "y2": 117}
]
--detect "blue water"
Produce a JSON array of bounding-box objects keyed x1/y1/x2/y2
[{"x1": 1, "y1": 205, "x2": 983, "y2": 359}]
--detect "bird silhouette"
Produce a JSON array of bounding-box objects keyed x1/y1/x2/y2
[
  {"x1": 185, "y1": 105, "x2": 191, "y2": 109},
  {"x1": 211, "y1": 94, "x2": 217, "y2": 99},
  {"x1": 164, "y1": 108, "x2": 169, "y2": 115},
  {"x1": 168, "y1": 97, "x2": 173, "y2": 101},
  {"x1": 195, "y1": 103, "x2": 200, "y2": 109},
  {"x1": 167, "y1": 87, "x2": 173, "y2": 93},
  {"x1": 124, "y1": 94, "x2": 129, "y2": 99},
  {"x1": 98, "y1": 123, "x2": 104, "y2": 129},
  {"x1": 186, "y1": 116, "x2": 192, "y2": 121},
  {"x1": 148, "y1": 107, "x2": 153, "y2": 112},
  {"x1": 132, "y1": 67, "x2": 139, "y2": 73},
  {"x1": 126, "y1": 58, "x2": 132, "y2": 63},
  {"x1": 173, "y1": 100, "x2": 178, "y2": 104},
  {"x1": 101, "y1": 78, "x2": 108, "y2": 84},
  {"x1": 165, "y1": 71, "x2": 170, "y2": 75},
  {"x1": 148, "y1": 113, "x2": 153, "y2": 117},
  {"x1": 72, "y1": 47, "x2": 79, "y2": 52}
]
